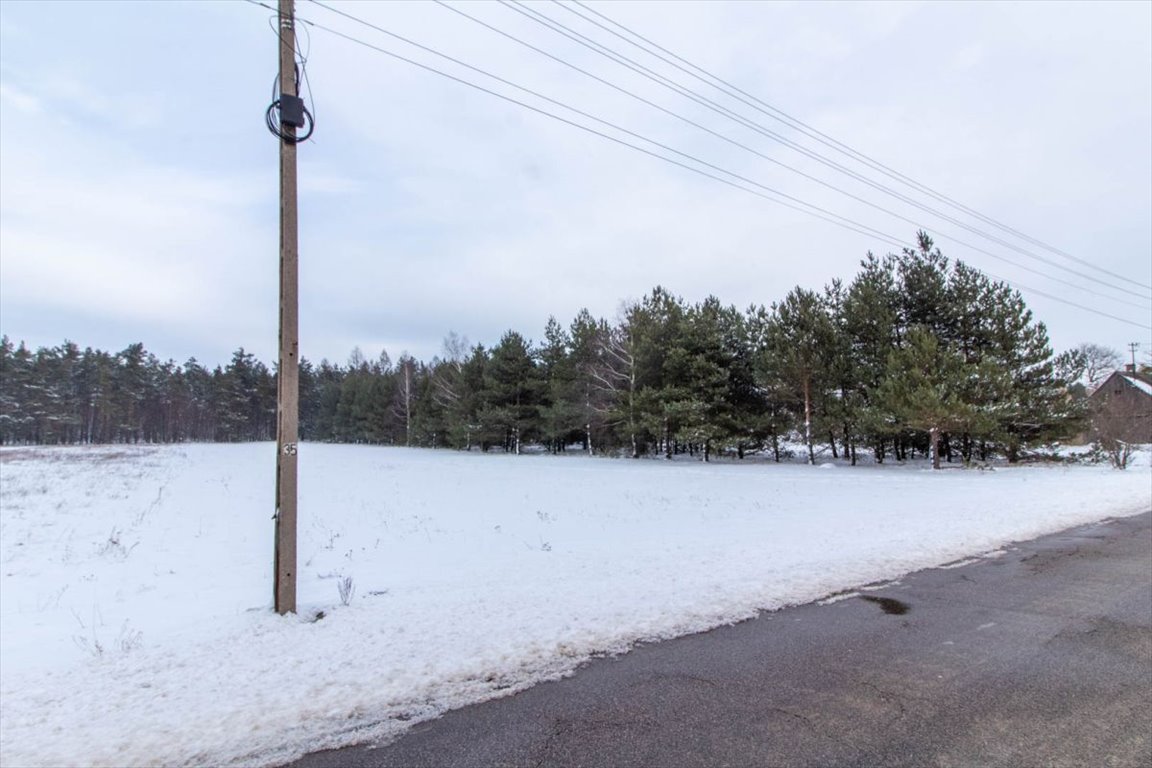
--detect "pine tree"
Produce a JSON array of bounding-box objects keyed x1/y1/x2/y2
[
  {"x1": 536, "y1": 317, "x2": 579, "y2": 454},
  {"x1": 479, "y1": 331, "x2": 541, "y2": 454},
  {"x1": 218, "y1": 348, "x2": 273, "y2": 441},
  {"x1": 873, "y1": 327, "x2": 985, "y2": 469},
  {"x1": 747, "y1": 306, "x2": 795, "y2": 462},
  {"x1": 182, "y1": 358, "x2": 216, "y2": 441},
  {"x1": 83, "y1": 348, "x2": 117, "y2": 443},
  {"x1": 818, "y1": 281, "x2": 857, "y2": 462},
  {"x1": 717, "y1": 303, "x2": 762, "y2": 459},
  {"x1": 633, "y1": 287, "x2": 689, "y2": 459},
  {"x1": 673, "y1": 297, "x2": 732, "y2": 461},
  {"x1": 839, "y1": 255, "x2": 900, "y2": 462},
  {"x1": 895, "y1": 232, "x2": 951, "y2": 335},
  {"x1": 113, "y1": 343, "x2": 151, "y2": 442},
  {"x1": 440, "y1": 343, "x2": 487, "y2": 450},
  {"x1": 977, "y1": 280, "x2": 1070, "y2": 459},
  {"x1": 768, "y1": 287, "x2": 835, "y2": 464},
  {"x1": 409, "y1": 362, "x2": 445, "y2": 447},
  {"x1": 568, "y1": 309, "x2": 613, "y2": 454}
]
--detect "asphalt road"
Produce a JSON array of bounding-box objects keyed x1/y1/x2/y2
[{"x1": 288, "y1": 511, "x2": 1152, "y2": 768}]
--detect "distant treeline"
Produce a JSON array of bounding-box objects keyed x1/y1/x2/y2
[{"x1": 0, "y1": 234, "x2": 1088, "y2": 464}]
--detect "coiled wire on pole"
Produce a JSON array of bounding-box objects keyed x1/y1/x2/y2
[{"x1": 266, "y1": 98, "x2": 314, "y2": 143}]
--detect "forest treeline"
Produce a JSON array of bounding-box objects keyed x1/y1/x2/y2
[{"x1": 0, "y1": 235, "x2": 1090, "y2": 465}]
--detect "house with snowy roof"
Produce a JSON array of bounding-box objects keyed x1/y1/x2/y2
[{"x1": 1088, "y1": 368, "x2": 1152, "y2": 444}]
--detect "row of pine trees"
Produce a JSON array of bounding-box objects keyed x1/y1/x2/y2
[{"x1": 0, "y1": 235, "x2": 1085, "y2": 464}]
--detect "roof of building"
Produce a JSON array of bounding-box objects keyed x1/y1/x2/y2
[
  {"x1": 1090, "y1": 369, "x2": 1152, "y2": 400},
  {"x1": 1122, "y1": 373, "x2": 1152, "y2": 397}
]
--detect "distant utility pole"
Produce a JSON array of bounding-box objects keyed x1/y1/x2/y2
[
  {"x1": 274, "y1": 0, "x2": 300, "y2": 615},
  {"x1": 1128, "y1": 342, "x2": 1140, "y2": 372}
]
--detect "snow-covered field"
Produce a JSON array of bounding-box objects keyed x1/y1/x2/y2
[{"x1": 1, "y1": 443, "x2": 1149, "y2": 767}]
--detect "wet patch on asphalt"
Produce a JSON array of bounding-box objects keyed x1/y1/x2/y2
[{"x1": 859, "y1": 596, "x2": 910, "y2": 615}]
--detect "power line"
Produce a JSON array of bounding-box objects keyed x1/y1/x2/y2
[
  {"x1": 250, "y1": 1, "x2": 1150, "y2": 331},
  {"x1": 317, "y1": 2, "x2": 1150, "y2": 312},
  {"x1": 493, "y1": 0, "x2": 1151, "y2": 303},
  {"x1": 563, "y1": 0, "x2": 1152, "y2": 294},
  {"x1": 296, "y1": 1, "x2": 1150, "y2": 330},
  {"x1": 297, "y1": 2, "x2": 903, "y2": 246},
  {"x1": 433, "y1": 1, "x2": 1150, "y2": 309},
  {"x1": 978, "y1": 269, "x2": 1148, "y2": 330}
]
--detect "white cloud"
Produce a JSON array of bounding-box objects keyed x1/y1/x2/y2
[{"x1": 0, "y1": 82, "x2": 39, "y2": 113}]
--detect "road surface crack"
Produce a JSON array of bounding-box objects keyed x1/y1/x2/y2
[
  {"x1": 768, "y1": 707, "x2": 857, "y2": 751},
  {"x1": 860, "y1": 681, "x2": 911, "y2": 726}
]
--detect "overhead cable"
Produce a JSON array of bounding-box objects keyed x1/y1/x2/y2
[
  {"x1": 299, "y1": 1, "x2": 904, "y2": 245},
  {"x1": 496, "y1": 0, "x2": 1150, "y2": 301},
  {"x1": 250, "y1": 1, "x2": 1151, "y2": 331},
  {"x1": 563, "y1": 0, "x2": 1152, "y2": 293}
]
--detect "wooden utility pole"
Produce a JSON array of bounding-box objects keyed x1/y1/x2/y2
[
  {"x1": 1128, "y1": 342, "x2": 1139, "y2": 372},
  {"x1": 274, "y1": 0, "x2": 299, "y2": 615}
]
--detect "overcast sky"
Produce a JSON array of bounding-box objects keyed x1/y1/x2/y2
[{"x1": 1, "y1": 0, "x2": 1149, "y2": 369}]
